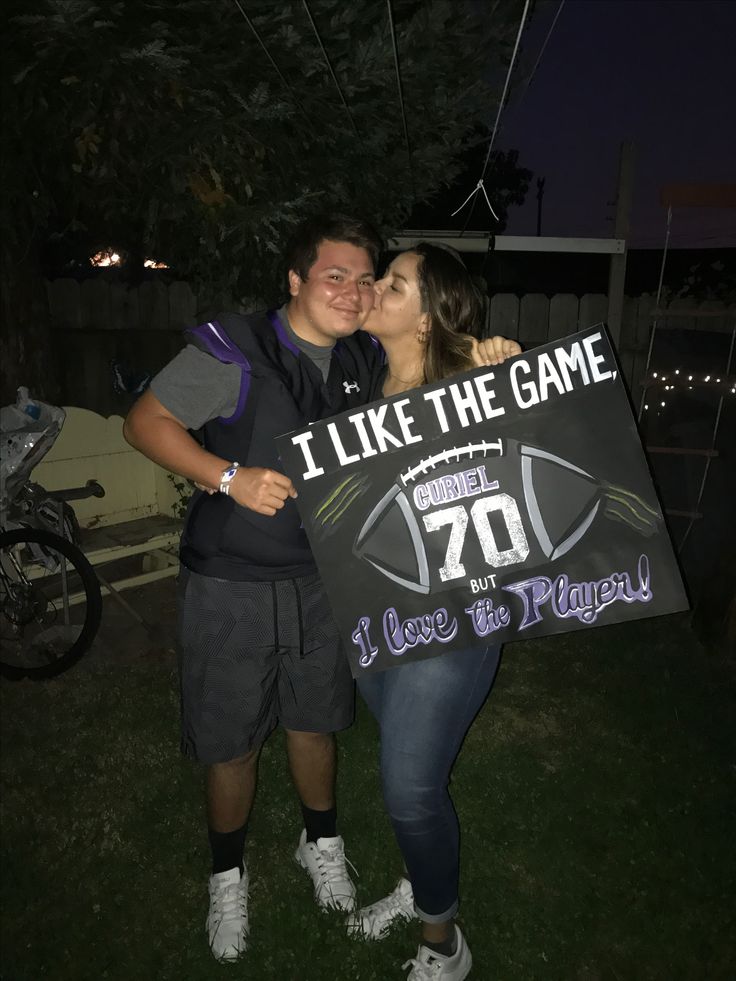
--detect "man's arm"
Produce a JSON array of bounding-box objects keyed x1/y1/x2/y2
[{"x1": 123, "y1": 390, "x2": 296, "y2": 517}]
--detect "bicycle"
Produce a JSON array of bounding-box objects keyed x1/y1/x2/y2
[{"x1": 0, "y1": 391, "x2": 106, "y2": 680}]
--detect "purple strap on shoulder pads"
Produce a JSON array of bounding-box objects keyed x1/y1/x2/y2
[
  {"x1": 265, "y1": 309, "x2": 301, "y2": 357},
  {"x1": 187, "y1": 320, "x2": 251, "y2": 425}
]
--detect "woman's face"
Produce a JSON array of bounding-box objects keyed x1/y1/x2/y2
[{"x1": 361, "y1": 251, "x2": 428, "y2": 341}]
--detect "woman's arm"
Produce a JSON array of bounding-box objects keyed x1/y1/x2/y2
[{"x1": 469, "y1": 335, "x2": 522, "y2": 366}]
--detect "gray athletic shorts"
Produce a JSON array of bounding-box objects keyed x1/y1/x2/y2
[{"x1": 177, "y1": 567, "x2": 355, "y2": 764}]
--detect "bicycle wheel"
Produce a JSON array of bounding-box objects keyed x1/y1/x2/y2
[{"x1": 0, "y1": 527, "x2": 102, "y2": 679}]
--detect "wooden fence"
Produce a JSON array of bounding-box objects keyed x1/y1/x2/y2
[
  {"x1": 46, "y1": 278, "x2": 199, "y2": 334},
  {"x1": 40, "y1": 277, "x2": 735, "y2": 600},
  {"x1": 45, "y1": 278, "x2": 735, "y2": 407}
]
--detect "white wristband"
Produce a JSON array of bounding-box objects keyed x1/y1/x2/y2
[{"x1": 219, "y1": 462, "x2": 241, "y2": 495}]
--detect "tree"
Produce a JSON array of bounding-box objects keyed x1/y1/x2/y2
[{"x1": 2, "y1": 0, "x2": 530, "y2": 401}]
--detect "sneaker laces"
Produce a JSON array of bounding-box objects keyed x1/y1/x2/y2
[
  {"x1": 314, "y1": 840, "x2": 358, "y2": 887},
  {"x1": 402, "y1": 953, "x2": 444, "y2": 980},
  {"x1": 359, "y1": 883, "x2": 413, "y2": 932},
  {"x1": 210, "y1": 879, "x2": 247, "y2": 925}
]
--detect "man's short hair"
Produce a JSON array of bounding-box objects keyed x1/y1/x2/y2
[{"x1": 285, "y1": 214, "x2": 383, "y2": 281}]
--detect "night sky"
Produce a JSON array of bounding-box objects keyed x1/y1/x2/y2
[{"x1": 499, "y1": 0, "x2": 736, "y2": 248}]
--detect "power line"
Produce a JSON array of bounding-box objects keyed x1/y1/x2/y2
[
  {"x1": 386, "y1": 0, "x2": 416, "y2": 201},
  {"x1": 231, "y1": 0, "x2": 310, "y2": 119},
  {"x1": 455, "y1": 0, "x2": 532, "y2": 231},
  {"x1": 677, "y1": 323, "x2": 735, "y2": 556},
  {"x1": 301, "y1": 0, "x2": 361, "y2": 141},
  {"x1": 514, "y1": 0, "x2": 566, "y2": 111},
  {"x1": 633, "y1": 232, "x2": 736, "y2": 246},
  {"x1": 637, "y1": 206, "x2": 673, "y2": 421}
]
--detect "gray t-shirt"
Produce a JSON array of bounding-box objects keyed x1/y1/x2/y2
[{"x1": 150, "y1": 306, "x2": 334, "y2": 430}]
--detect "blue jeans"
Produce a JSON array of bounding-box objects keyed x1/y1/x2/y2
[{"x1": 357, "y1": 646, "x2": 501, "y2": 922}]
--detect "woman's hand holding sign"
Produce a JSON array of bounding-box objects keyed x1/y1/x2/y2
[{"x1": 472, "y1": 335, "x2": 522, "y2": 366}]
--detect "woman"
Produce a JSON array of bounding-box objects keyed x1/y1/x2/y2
[{"x1": 348, "y1": 243, "x2": 521, "y2": 981}]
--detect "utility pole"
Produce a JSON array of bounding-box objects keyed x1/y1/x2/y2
[
  {"x1": 606, "y1": 142, "x2": 635, "y2": 346},
  {"x1": 536, "y1": 177, "x2": 545, "y2": 236}
]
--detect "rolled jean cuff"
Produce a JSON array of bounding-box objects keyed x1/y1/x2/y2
[{"x1": 414, "y1": 898, "x2": 459, "y2": 924}]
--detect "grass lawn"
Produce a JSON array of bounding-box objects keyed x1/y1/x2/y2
[{"x1": 1, "y1": 612, "x2": 734, "y2": 980}]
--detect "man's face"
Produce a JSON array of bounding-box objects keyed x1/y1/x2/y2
[{"x1": 287, "y1": 239, "x2": 376, "y2": 346}]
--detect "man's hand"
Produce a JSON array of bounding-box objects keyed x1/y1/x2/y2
[
  {"x1": 123, "y1": 392, "x2": 298, "y2": 518},
  {"x1": 228, "y1": 467, "x2": 297, "y2": 516},
  {"x1": 470, "y1": 335, "x2": 522, "y2": 366}
]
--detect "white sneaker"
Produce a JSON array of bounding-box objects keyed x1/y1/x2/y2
[
  {"x1": 402, "y1": 925, "x2": 472, "y2": 981},
  {"x1": 206, "y1": 866, "x2": 249, "y2": 962},
  {"x1": 294, "y1": 829, "x2": 357, "y2": 912},
  {"x1": 347, "y1": 877, "x2": 417, "y2": 939}
]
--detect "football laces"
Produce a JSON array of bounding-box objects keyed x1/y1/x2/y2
[{"x1": 400, "y1": 439, "x2": 504, "y2": 485}]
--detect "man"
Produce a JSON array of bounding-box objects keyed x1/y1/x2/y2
[
  {"x1": 124, "y1": 214, "x2": 384, "y2": 962},
  {"x1": 125, "y1": 214, "x2": 516, "y2": 964}
]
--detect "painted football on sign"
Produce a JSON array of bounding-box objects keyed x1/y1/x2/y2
[{"x1": 354, "y1": 439, "x2": 606, "y2": 594}]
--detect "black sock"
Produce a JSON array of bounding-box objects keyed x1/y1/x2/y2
[
  {"x1": 301, "y1": 803, "x2": 337, "y2": 843},
  {"x1": 208, "y1": 823, "x2": 247, "y2": 876},
  {"x1": 423, "y1": 930, "x2": 457, "y2": 958}
]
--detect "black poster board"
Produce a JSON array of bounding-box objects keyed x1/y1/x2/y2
[{"x1": 276, "y1": 326, "x2": 689, "y2": 676}]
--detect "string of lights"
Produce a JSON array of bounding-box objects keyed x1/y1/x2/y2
[
  {"x1": 644, "y1": 369, "x2": 736, "y2": 394},
  {"x1": 640, "y1": 326, "x2": 735, "y2": 421}
]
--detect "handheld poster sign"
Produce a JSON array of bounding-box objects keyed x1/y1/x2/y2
[{"x1": 276, "y1": 326, "x2": 689, "y2": 676}]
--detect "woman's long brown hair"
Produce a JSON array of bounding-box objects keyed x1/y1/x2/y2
[{"x1": 411, "y1": 243, "x2": 484, "y2": 386}]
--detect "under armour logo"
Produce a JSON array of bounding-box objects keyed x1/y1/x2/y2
[{"x1": 343, "y1": 381, "x2": 360, "y2": 394}]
